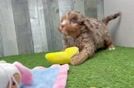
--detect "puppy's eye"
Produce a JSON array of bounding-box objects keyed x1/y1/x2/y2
[{"x1": 71, "y1": 18, "x2": 77, "y2": 23}]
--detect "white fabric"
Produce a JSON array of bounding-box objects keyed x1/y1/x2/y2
[
  {"x1": 0, "y1": 63, "x2": 21, "y2": 88},
  {"x1": 0, "y1": 67, "x2": 9, "y2": 88}
]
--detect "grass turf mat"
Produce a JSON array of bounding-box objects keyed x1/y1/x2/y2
[{"x1": 0, "y1": 47, "x2": 134, "y2": 88}]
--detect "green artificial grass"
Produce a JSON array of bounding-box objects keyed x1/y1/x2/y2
[{"x1": 0, "y1": 46, "x2": 134, "y2": 88}]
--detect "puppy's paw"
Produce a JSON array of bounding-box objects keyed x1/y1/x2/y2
[
  {"x1": 70, "y1": 56, "x2": 80, "y2": 65},
  {"x1": 108, "y1": 45, "x2": 115, "y2": 51},
  {"x1": 108, "y1": 47, "x2": 115, "y2": 50},
  {"x1": 70, "y1": 60, "x2": 77, "y2": 65}
]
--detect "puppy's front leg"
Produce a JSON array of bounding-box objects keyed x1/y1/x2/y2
[{"x1": 70, "y1": 43, "x2": 95, "y2": 65}]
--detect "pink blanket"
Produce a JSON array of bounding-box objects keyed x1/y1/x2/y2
[{"x1": 22, "y1": 64, "x2": 69, "y2": 88}]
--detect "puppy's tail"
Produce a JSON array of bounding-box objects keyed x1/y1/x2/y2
[{"x1": 102, "y1": 12, "x2": 121, "y2": 25}]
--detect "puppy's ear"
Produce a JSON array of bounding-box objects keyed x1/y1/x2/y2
[
  {"x1": 76, "y1": 17, "x2": 85, "y2": 25},
  {"x1": 83, "y1": 20, "x2": 93, "y2": 32},
  {"x1": 84, "y1": 20, "x2": 90, "y2": 28}
]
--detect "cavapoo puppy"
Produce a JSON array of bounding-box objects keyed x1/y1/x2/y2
[{"x1": 59, "y1": 10, "x2": 121, "y2": 65}]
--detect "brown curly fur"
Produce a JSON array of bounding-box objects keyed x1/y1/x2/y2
[{"x1": 59, "y1": 11, "x2": 121, "y2": 65}]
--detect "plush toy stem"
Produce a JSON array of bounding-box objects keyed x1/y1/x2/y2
[{"x1": 13, "y1": 62, "x2": 32, "y2": 85}]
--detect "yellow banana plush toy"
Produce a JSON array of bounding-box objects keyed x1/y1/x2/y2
[{"x1": 45, "y1": 47, "x2": 79, "y2": 64}]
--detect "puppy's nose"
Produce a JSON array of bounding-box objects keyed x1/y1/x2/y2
[
  {"x1": 61, "y1": 25, "x2": 64, "y2": 28},
  {"x1": 61, "y1": 20, "x2": 69, "y2": 27}
]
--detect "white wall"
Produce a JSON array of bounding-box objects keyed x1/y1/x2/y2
[{"x1": 103, "y1": 0, "x2": 134, "y2": 47}]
